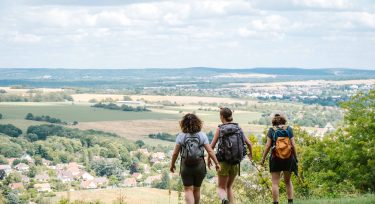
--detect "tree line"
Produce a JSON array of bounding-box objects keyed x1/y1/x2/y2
[
  {"x1": 148, "y1": 132, "x2": 175, "y2": 142},
  {"x1": 0, "y1": 92, "x2": 73, "y2": 102},
  {"x1": 92, "y1": 103, "x2": 150, "y2": 112}
]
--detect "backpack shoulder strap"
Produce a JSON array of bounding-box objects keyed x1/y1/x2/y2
[
  {"x1": 195, "y1": 133, "x2": 203, "y2": 146},
  {"x1": 271, "y1": 127, "x2": 278, "y2": 147},
  {"x1": 283, "y1": 126, "x2": 291, "y2": 138},
  {"x1": 181, "y1": 133, "x2": 186, "y2": 145},
  {"x1": 185, "y1": 133, "x2": 201, "y2": 142},
  {"x1": 182, "y1": 133, "x2": 190, "y2": 147},
  {"x1": 218, "y1": 126, "x2": 224, "y2": 138},
  {"x1": 271, "y1": 127, "x2": 277, "y2": 139}
]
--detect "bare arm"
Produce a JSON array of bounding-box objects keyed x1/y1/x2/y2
[
  {"x1": 207, "y1": 127, "x2": 220, "y2": 166},
  {"x1": 210, "y1": 127, "x2": 220, "y2": 149},
  {"x1": 204, "y1": 144, "x2": 219, "y2": 166},
  {"x1": 170, "y1": 144, "x2": 181, "y2": 173},
  {"x1": 261, "y1": 137, "x2": 272, "y2": 165},
  {"x1": 243, "y1": 134, "x2": 253, "y2": 160}
]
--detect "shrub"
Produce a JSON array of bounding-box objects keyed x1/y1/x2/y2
[{"x1": 0, "y1": 124, "x2": 22, "y2": 137}]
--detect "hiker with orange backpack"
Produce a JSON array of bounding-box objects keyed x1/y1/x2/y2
[
  {"x1": 207, "y1": 107, "x2": 253, "y2": 204},
  {"x1": 260, "y1": 114, "x2": 298, "y2": 204}
]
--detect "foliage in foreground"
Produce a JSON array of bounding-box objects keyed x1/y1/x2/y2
[{"x1": 202, "y1": 89, "x2": 374, "y2": 202}]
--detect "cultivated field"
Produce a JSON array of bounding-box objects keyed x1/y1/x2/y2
[
  {"x1": 72, "y1": 94, "x2": 252, "y2": 104},
  {"x1": 0, "y1": 102, "x2": 179, "y2": 122},
  {"x1": 50, "y1": 187, "x2": 180, "y2": 204},
  {"x1": 0, "y1": 86, "x2": 66, "y2": 94},
  {"x1": 76, "y1": 119, "x2": 265, "y2": 144},
  {"x1": 0, "y1": 102, "x2": 265, "y2": 144}
]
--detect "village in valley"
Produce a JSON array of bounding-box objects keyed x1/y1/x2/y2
[{"x1": 0, "y1": 148, "x2": 179, "y2": 197}]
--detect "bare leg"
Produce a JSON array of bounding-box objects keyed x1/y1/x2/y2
[
  {"x1": 226, "y1": 174, "x2": 237, "y2": 204},
  {"x1": 283, "y1": 171, "x2": 293, "y2": 200},
  {"x1": 193, "y1": 187, "x2": 200, "y2": 204},
  {"x1": 184, "y1": 186, "x2": 194, "y2": 204},
  {"x1": 271, "y1": 172, "x2": 281, "y2": 203},
  {"x1": 218, "y1": 176, "x2": 229, "y2": 200}
]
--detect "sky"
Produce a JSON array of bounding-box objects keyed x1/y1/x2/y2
[{"x1": 0, "y1": 0, "x2": 374, "y2": 69}]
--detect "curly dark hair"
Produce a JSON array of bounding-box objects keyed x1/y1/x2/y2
[
  {"x1": 272, "y1": 114, "x2": 287, "y2": 126},
  {"x1": 180, "y1": 113, "x2": 203, "y2": 133}
]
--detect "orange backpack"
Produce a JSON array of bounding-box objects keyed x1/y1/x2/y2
[{"x1": 272, "y1": 126, "x2": 292, "y2": 159}]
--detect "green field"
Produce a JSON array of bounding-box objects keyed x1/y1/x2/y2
[
  {"x1": 0, "y1": 102, "x2": 180, "y2": 122},
  {"x1": 160, "y1": 105, "x2": 262, "y2": 124},
  {"x1": 0, "y1": 102, "x2": 263, "y2": 145},
  {"x1": 0, "y1": 102, "x2": 261, "y2": 123}
]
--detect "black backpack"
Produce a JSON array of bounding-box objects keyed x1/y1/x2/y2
[
  {"x1": 216, "y1": 123, "x2": 247, "y2": 166},
  {"x1": 180, "y1": 133, "x2": 204, "y2": 166}
]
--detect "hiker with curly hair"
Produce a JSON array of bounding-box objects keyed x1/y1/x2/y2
[
  {"x1": 170, "y1": 113, "x2": 221, "y2": 204},
  {"x1": 260, "y1": 114, "x2": 298, "y2": 204}
]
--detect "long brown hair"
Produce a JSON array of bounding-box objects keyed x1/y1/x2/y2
[{"x1": 180, "y1": 113, "x2": 203, "y2": 133}]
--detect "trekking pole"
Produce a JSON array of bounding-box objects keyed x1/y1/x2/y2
[{"x1": 250, "y1": 160, "x2": 271, "y2": 194}]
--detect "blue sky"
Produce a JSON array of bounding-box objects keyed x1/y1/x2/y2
[{"x1": 0, "y1": 0, "x2": 374, "y2": 69}]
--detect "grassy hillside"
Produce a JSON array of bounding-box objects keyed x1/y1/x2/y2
[
  {"x1": 50, "y1": 189, "x2": 374, "y2": 204},
  {"x1": 50, "y1": 187, "x2": 180, "y2": 204},
  {"x1": 296, "y1": 195, "x2": 375, "y2": 204}
]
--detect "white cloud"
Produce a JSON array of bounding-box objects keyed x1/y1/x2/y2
[
  {"x1": 0, "y1": 0, "x2": 374, "y2": 68},
  {"x1": 252, "y1": 0, "x2": 372, "y2": 12},
  {"x1": 125, "y1": 3, "x2": 163, "y2": 20},
  {"x1": 252, "y1": 15, "x2": 287, "y2": 31},
  {"x1": 12, "y1": 32, "x2": 41, "y2": 43},
  {"x1": 292, "y1": 0, "x2": 352, "y2": 9},
  {"x1": 238, "y1": 15, "x2": 289, "y2": 39},
  {"x1": 23, "y1": 8, "x2": 133, "y2": 28},
  {"x1": 95, "y1": 10, "x2": 132, "y2": 26},
  {"x1": 344, "y1": 12, "x2": 375, "y2": 29}
]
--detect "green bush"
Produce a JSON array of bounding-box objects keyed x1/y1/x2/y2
[
  {"x1": 0, "y1": 124, "x2": 22, "y2": 137},
  {"x1": 0, "y1": 141, "x2": 22, "y2": 157}
]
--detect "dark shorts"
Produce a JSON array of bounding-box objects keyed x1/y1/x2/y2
[
  {"x1": 269, "y1": 156, "x2": 293, "y2": 172},
  {"x1": 180, "y1": 159, "x2": 206, "y2": 187}
]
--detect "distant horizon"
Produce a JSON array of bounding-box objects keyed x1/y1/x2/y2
[{"x1": 0, "y1": 67, "x2": 374, "y2": 71}]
